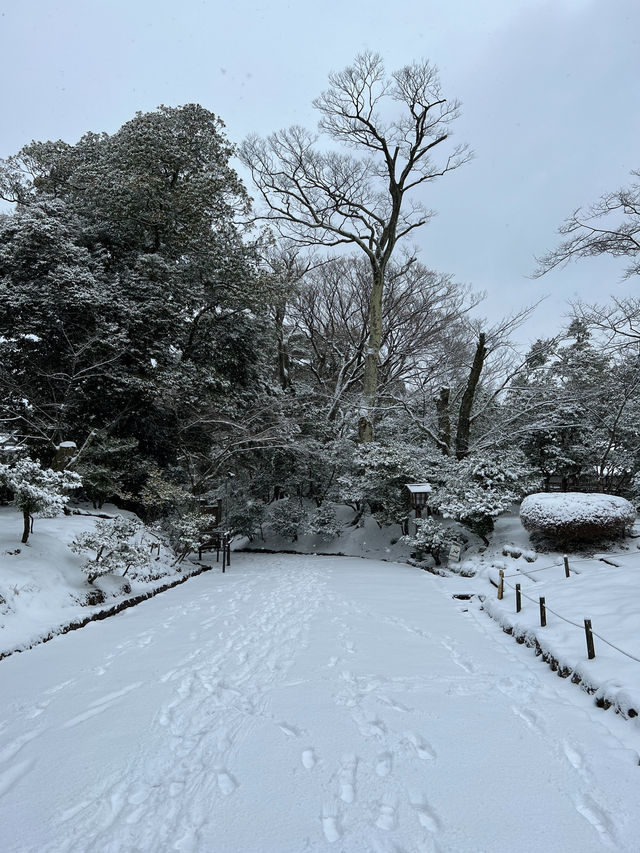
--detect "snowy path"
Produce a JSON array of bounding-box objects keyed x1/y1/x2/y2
[{"x1": 1, "y1": 554, "x2": 640, "y2": 852}]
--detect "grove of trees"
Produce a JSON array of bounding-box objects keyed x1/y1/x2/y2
[{"x1": 2, "y1": 53, "x2": 639, "y2": 553}]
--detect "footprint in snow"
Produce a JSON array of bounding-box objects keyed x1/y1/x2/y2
[
  {"x1": 278, "y1": 722, "x2": 302, "y2": 738},
  {"x1": 321, "y1": 801, "x2": 342, "y2": 843},
  {"x1": 338, "y1": 754, "x2": 357, "y2": 803},
  {"x1": 217, "y1": 771, "x2": 237, "y2": 796},
  {"x1": 375, "y1": 751, "x2": 393, "y2": 777},
  {"x1": 405, "y1": 732, "x2": 436, "y2": 760},
  {"x1": 409, "y1": 790, "x2": 441, "y2": 832},
  {"x1": 375, "y1": 795, "x2": 397, "y2": 831},
  {"x1": 302, "y1": 749, "x2": 316, "y2": 769}
]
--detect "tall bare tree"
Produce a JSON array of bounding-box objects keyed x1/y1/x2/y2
[{"x1": 241, "y1": 52, "x2": 469, "y2": 441}]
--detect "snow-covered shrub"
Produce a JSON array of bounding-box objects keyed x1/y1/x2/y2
[
  {"x1": 165, "y1": 512, "x2": 205, "y2": 563},
  {"x1": 70, "y1": 516, "x2": 150, "y2": 584},
  {"x1": 520, "y1": 492, "x2": 636, "y2": 544},
  {"x1": 430, "y1": 450, "x2": 536, "y2": 544},
  {"x1": 266, "y1": 498, "x2": 307, "y2": 541},
  {"x1": 0, "y1": 457, "x2": 81, "y2": 543},
  {"x1": 402, "y1": 518, "x2": 459, "y2": 565},
  {"x1": 304, "y1": 503, "x2": 343, "y2": 540}
]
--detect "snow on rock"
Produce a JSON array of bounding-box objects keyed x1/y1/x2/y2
[{"x1": 520, "y1": 492, "x2": 636, "y2": 540}]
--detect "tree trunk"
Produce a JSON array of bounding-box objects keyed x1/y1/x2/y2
[
  {"x1": 274, "y1": 304, "x2": 291, "y2": 391},
  {"x1": 359, "y1": 264, "x2": 384, "y2": 442},
  {"x1": 455, "y1": 332, "x2": 487, "y2": 460},
  {"x1": 435, "y1": 387, "x2": 451, "y2": 455},
  {"x1": 21, "y1": 509, "x2": 31, "y2": 544}
]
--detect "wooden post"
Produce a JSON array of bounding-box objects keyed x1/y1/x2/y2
[
  {"x1": 563, "y1": 554, "x2": 570, "y2": 578},
  {"x1": 498, "y1": 569, "x2": 504, "y2": 600},
  {"x1": 539, "y1": 596, "x2": 546, "y2": 627},
  {"x1": 226, "y1": 537, "x2": 231, "y2": 567},
  {"x1": 222, "y1": 541, "x2": 226, "y2": 573},
  {"x1": 216, "y1": 538, "x2": 220, "y2": 562},
  {"x1": 584, "y1": 619, "x2": 595, "y2": 659},
  {"x1": 515, "y1": 583, "x2": 521, "y2": 613}
]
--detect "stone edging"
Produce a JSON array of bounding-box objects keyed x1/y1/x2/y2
[{"x1": 0, "y1": 561, "x2": 215, "y2": 664}]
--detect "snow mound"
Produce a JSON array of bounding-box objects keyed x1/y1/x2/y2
[{"x1": 520, "y1": 492, "x2": 636, "y2": 541}]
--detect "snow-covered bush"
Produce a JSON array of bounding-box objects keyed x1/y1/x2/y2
[
  {"x1": 520, "y1": 492, "x2": 636, "y2": 544},
  {"x1": 165, "y1": 512, "x2": 205, "y2": 564},
  {"x1": 0, "y1": 457, "x2": 81, "y2": 543},
  {"x1": 402, "y1": 517, "x2": 459, "y2": 565},
  {"x1": 266, "y1": 498, "x2": 307, "y2": 541},
  {"x1": 70, "y1": 516, "x2": 150, "y2": 584},
  {"x1": 430, "y1": 450, "x2": 536, "y2": 544},
  {"x1": 304, "y1": 503, "x2": 343, "y2": 540}
]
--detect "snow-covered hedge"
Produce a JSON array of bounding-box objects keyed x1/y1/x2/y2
[{"x1": 520, "y1": 492, "x2": 636, "y2": 542}]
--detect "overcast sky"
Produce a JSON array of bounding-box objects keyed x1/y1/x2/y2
[{"x1": 2, "y1": 0, "x2": 639, "y2": 344}]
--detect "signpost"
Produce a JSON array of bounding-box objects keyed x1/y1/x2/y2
[{"x1": 448, "y1": 543, "x2": 462, "y2": 562}]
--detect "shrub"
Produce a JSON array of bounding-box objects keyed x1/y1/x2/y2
[
  {"x1": 520, "y1": 492, "x2": 636, "y2": 544},
  {"x1": 70, "y1": 516, "x2": 150, "y2": 584},
  {"x1": 402, "y1": 518, "x2": 459, "y2": 566}
]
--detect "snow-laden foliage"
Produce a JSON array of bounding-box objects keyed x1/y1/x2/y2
[
  {"x1": 520, "y1": 492, "x2": 636, "y2": 544},
  {"x1": 430, "y1": 450, "x2": 537, "y2": 544},
  {"x1": 0, "y1": 457, "x2": 81, "y2": 542},
  {"x1": 304, "y1": 503, "x2": 343, "y2": 540},
  {"x1": 70, "y1": 516, "x2": 150, "y2": 584},
  {"x1": 266, "y1": 499, "x2": 307, "y2": 541},
  {"x1": 339, "y1": 442, "x2": 438, "y2": 526},
  {"x1": 401, "y1": 517, "x2": 459, "y2": 565}
]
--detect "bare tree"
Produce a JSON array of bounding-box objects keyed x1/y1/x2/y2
[
  {"x1": 535, "y1": 169, "x2": 640, "y2": 279},
  {"x1": 241, "y1": 52, "x2": 469, "y2": 441},
  {"x1": 288, "y1": 256, "x2": 477, "y2": 430}
]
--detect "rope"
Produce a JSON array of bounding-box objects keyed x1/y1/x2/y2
[
  {"x1": 503, "y1": 547, "x2": 640, "y2": 578},
  {"x1": 500, "y1": 576, "x2": 640, "y2": 664}
]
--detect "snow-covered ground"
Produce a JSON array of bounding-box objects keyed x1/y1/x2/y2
[
  {"x1": 474, "y1": 512, "x2": 640, "y2": 718},
  {"x1": 0, "y1": 506, "x2": 200, "y2": 657},
  {"x1": 2, "y1": 551, "x2": 640, "y2": 852}
]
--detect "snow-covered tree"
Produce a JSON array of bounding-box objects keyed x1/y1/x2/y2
[
  {"x1": 430, "y1": 450, "x2": 537, "y2": 544},
  {"x1": 0, "y1": 457, "x2": 81, "y2": 543},
  {"x1": 402, "y1": 517, "x2": 459, "y2": 565},
  {"x1": 70, "y1": 516, "x2": 149, "y2": 584}
]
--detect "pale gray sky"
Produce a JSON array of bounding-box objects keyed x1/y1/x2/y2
[{"x1": 2, "y1": 0, "x2": 639, "y2": 343}]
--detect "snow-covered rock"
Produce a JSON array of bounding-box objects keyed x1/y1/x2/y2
[{"x1": 520, "y1": 492, "x2": 636, "y2": 541}]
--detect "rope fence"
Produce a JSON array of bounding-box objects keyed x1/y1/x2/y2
[
  {"x1": 494, "y1": 566, "x2": 640, "y2": 664},
  {"x1": 503, "y1": 546, "x2": 640, "y2": 579}
]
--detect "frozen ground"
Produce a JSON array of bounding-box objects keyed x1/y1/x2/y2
[{"x1": 2, "y1": 552, "x2": 640, "y2": 852}]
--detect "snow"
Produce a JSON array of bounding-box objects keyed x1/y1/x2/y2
[
  {"x1": 472, "y1": 510, "x2": 640, "y2": 720},
  {"x1": 404, "y1": 483, "x2": 432, "y2": 494},
  {"x1": 2, "y1": 551, "x2": 640, "y2": 851},
  {"x1": 0, "y1": 506, "x2": 199, "y2": 657},
  {"x1": 520, "y1": 492, "x2": 636, "y2": 528}
]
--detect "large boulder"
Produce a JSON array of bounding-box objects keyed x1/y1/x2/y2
[{"x1": 520, "y1": 492, "x2": 636, "y2": 543}]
